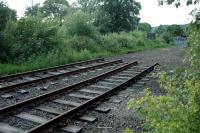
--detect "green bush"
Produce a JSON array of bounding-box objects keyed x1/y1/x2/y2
[
  {"x1": 3, "y1": 16, "x2": 59, "y2": 62},
  {"x1": 127, "y1": 24, "x2": 200, "y2": 133},
  {"x1": 123, "y1": 128, "x2": 134, "y2": 133},
  {"x1": 61, "y1": 11, "x2": 98, "y2": 37},
  {"x1": 64, "y1": 36, "x2": 102, "y2": 53},
  {"x1": 0, "y1": 11, "x2": 168, "y2": 76}
]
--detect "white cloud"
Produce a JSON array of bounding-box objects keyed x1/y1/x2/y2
[{"x1": 2, "y1": 0, "x2": 199, "y2": 26}]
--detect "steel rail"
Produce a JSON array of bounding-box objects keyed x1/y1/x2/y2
[
  {"x1": 0, "y1": 60, "x2": 122, "y2": 93},
  {"x1": 0, "y1": 58, "x2": 104, "y2": 81},
  {"x1": 27, "y1": 63, "x2": 159, "y2": 133},
  {"x1": 0, "y1": 61, "x2": 138, "y2": 115}
]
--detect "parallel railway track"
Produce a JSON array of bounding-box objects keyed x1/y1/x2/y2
[
  {"x1": 0, "y1": 59, "x2": 122, "y2": 93},
  {"x1": 0, "y1": 60, "x2": 159, "y2": 133},
  {"x1": 0, "y1": 58, "x2": 104, "y2": 81}
]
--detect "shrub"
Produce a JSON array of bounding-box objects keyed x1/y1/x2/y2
[
  {"x1": 0, "y1": 24, "x2": 168, "y2": 76},
  {"x1": 3, "y1": 16, "x2": 59, "y2": 62},
  {"x1": 127, "y1": 24, "x2": 200, "y2": 133},
  {"x1": 62, "y1": 11, "x2": 99, "y2": 37},
  {"x1": 64, "y1": 36, "x2": 102, "y2": 53}
]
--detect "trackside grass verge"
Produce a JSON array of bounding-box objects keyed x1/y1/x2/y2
[{"x1": 0, "y1": 32, "x2": 169, "y2": 76}]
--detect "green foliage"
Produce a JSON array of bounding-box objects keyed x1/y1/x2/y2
[
  {"x1": 127, "y1": 24, "x2": 200, "y2": 133},
  {"x1": 96, "y1": 0, "x2": 141, "y2": 33},
  {"x1": 0, "y1": 0, "x2": 168, "y2": 76},
  {"x1": 155, "y1": 24, "x2": 185, "y2": 44},
  {"x1": 77, "y1": 0, "x2": 141, "y2": 33},
  {"x1": 0, "y1": 30, "x2": 168, "y2": 76},
  {"x1": 167, "y1": 24, "x2": 184, "y2": 36},
  {"x1": 25, "y1": 4, "x2": 41, "y2": 17},
  {"x1": 139, "y1": 23, "x2": 152, "y2": 32},
  {"x1": 188, "y1": 24, "x2": 200, "y2": 69},
  {"x1": 76, "y1": 0, "x2": 97, "y2": 14},
  {"x1": 0, "y1": 1, "x2": 16, "y2": 31},
  {"x1": 123, "y1": 128, "x2": 134, "y2": 133},
  {"x1": 0, "y1": 1, "x2": 17, "y2": 62},
  {"x1": 0, "y1": 32, "x2": 9, "y2": 62},
  {"x1": 41, "y1": 0, "x2": 70, "y2": 20},
  {"x1": 155, "y1": 25, "x2": 167, "y2": 35},
  {"x1": 162, "y1": 32, "x2": 171, "y2": 44},
  {"x1": 158, "y1": 0, "x2": 199, "y2": 7},
  {"x1": 3, "y1": 17, "x2": 59, "y2": 62},
  {"x1": 61, "y1": 11, "x2": 98, "y2": 37},
  {"x1": 126, "y1": 1, "x2": 200, "y2": 132}
]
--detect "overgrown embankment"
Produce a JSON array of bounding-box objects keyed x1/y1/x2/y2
[
  {"x1": 126, "y1": 24, "x2": 200, "y2": 133},
  {"x1": 0, "y1": 13, "x2": 168, "y2": 76}
]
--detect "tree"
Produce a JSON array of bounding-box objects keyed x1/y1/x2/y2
[
  {"x1": 155, "y1": 25, "x2": 184, "y2": 43},
  {"x1": 96, "y1": 0, "x2": 141, "y2": 33},
  {"x1": 41, "y1": 0, "x2": 70, "y2": 20},
  {"x1": 155, "y1": 25, "x2": 167, "y2": 35},
  {"x1": 0, "y1": 1, "x2": 16, "y2": 31},
  {"x1": 25, "y1": 4, "x2": 40, "y2": 17},
  {"x1": 76, "y1": 0, "x2": 98, "y2": 14},
  {"x1": 139, "y1": 22, "x2": 152, "y2": 32},
  {"x1": 62, "y1": 11, "x2": 98, "y2": 37},
  {"x1": 159, "y1": 0, "x2": 200, "y2": 7},
  {"x1": 167, "y1": 24, "x2": 184, "y2": 36},
  {"x1": 3, "y1": 17, "x2": 59, "y2": 62},
  {"x1": 75, "y1": 0, "x2": 141, "y2": 33},
  {"x1": 127, "y1": 1, "x2": 200, "y2": 133},
  {"x1": 0, "y1": 1, "x2": 16, "y2": 62}
]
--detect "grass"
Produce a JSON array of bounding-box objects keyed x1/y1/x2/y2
[{"x1": 0, "y1": 31, "x2": 170, "y2": 76}]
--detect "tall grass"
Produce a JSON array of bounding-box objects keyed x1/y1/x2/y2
[{"x1": 0, "y1": 31, "x2": 168, "y2": 76}]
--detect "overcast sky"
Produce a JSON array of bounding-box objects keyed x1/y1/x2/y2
[{"x1": 2, "y1": 0, "x2": 199, "y2": 26}]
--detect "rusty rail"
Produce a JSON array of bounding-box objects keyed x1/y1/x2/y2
[
  {"x1": 27, "y1": 63, "x2": 159, "y2": 133},
  {"x1": 0, "y1": 58, "x2": 104, "y2": 81},
  {"x1": 0, "y1": 61, "x2": 138, "y2": 115},
  {"x1": 0, "y1": 60, "x2": 122, "y2": 93}
]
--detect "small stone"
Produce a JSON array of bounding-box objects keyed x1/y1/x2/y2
[
  {"x1": 36, "y1": 86, "x2": 48, "y2": 91},
  {"x1": 1, "y1": 94, "x2": 14, "y2": 99},
  {"x1": 42, "y1": 86, "x2": 48, "y2": 90},
  {"x1": 62, "y1": 78, "x2": 68, "y2": 81},
  {"x1": 72, "y1": 75, "x2": 79, "y2": 78},
  {"x1": 23, "y1": 77, "x2": 36, "y2": 81},
  {"x1": 110, "y1": 99, "x2": 122, "y2": 104},
  {"x1": 50, "y1": 82, "x2": 58, "y2": 85},
  {"x1": 16, "y1": 89, "x2": 29, "y2": 94}
]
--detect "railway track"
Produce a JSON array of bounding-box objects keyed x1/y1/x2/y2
[
  {"x1": 0, "y1": 58, "x2": 104, "y2": 81},
  {"x1": 0, "y1": 58, "x2": 110, "y2": 93},
  {"x1": 0, "y1": 60, "x2": 125, "y2": 108},
  {"x1": 0, "y1": 60, "x2": 159, "y2": 133}
]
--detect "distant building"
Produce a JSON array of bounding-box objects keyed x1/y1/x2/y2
[{"x1": 173, "y1": 36, "x2": 188, "y2": 46}]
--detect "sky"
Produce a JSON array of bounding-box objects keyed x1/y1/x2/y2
[{"x1": 2, "y1": 0, "x2": 199, "y2": 26}]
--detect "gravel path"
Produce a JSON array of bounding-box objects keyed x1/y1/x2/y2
[
  {"x1": 0, "y1": 46, "x2": 186, "y2": 133},
  {"x1": 82, "y1": 46, "x2": 186, "y2": 133}
]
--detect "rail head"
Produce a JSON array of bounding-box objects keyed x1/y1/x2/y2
[
  {"x1": 0, "y1": 61, "x2": 137, "y2": 116},
  {"x1": 0, "y1": 59, "x2": 122, "y2": 93},
  {"x1": 0, "y1": 58, "x2": 104, "y2": 81},
  {"x1": 26, "y1": 63, "x2": 158, "y2": 133}
]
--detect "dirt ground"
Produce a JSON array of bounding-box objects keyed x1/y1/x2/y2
[{"x1": 82, "y1": 46, "x2": 186, "y2": 133}]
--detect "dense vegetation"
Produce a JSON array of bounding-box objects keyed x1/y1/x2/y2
[
  {"x1": 0, "y1": 0, "x2": 168, "y2": 76},
  {"x1": 155, "y1": 24, "x2": 186, "y2": 44},
  {"x1": 126, "y1": 0, "x2": 200, "y2": 133}
]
